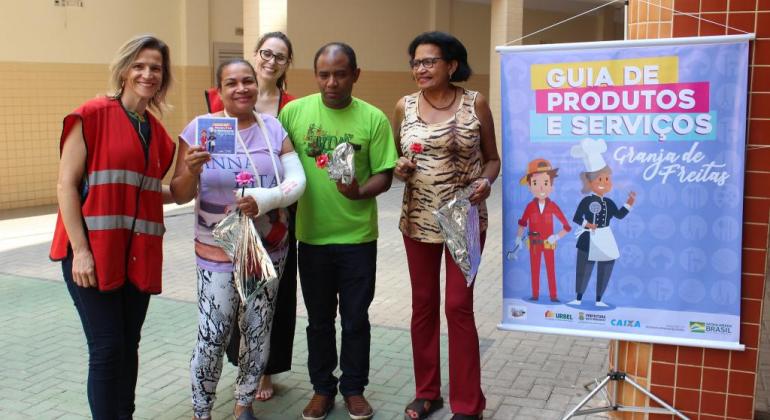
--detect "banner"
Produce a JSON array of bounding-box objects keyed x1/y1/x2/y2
[{"x1": 498, "y1": 35, "x2": 750, "y2": 350}]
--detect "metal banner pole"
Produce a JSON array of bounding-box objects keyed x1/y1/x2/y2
[
  {"x1": 624, "y1": 0, "x2": 629, "y2": 40},
  {"x1": 561, "y1": 340, "x2": 690, "y2": 419}
]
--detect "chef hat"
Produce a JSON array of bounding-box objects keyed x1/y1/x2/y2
[{"x1": 570, "y1": 138, "x2": 608, "y2": 172}]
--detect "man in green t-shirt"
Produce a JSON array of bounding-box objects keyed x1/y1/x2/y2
[{"x1": 279, "y1": 42, "x2": 397, "y2": 420}]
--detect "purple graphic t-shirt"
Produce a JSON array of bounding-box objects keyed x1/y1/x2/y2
[{"x1": 180, "y1": 113, "x2": 288, "y2": 272}]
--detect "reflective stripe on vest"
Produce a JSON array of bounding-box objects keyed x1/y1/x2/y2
[
  {"x1": 84, "y1": 215, "x2": 165, "y2": 236},
  {"x1": 88, "y1": 170, "x2": 162, "y2": 192}
]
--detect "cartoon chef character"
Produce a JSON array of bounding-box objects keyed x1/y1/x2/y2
[{"x1": 569, "y1": 138, "x2": 636, "y2": 307}]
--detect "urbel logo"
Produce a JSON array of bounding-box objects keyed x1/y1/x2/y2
[
  {"x1": 689, "y1": 321, "x2": 705, "y2": 333},
  {"x1": 545, "y1": 310, "x2": 573, "y2": 320},
  {"x1": 610, "y1": 319, "x2": 641, "y2": 328}
]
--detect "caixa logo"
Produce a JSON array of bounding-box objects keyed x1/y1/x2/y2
[{"x1": 610, "y1": 319, "x2": 641, "y2": 328}]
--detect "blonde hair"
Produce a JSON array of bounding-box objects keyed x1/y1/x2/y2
[{"x1": 109, "y1": 34, "x2": 172, "y2": 114}]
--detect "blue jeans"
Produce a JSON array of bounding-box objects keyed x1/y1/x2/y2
[
  {"x1": 62, "y1": 256, "x2": 150, "y2": 420},
  {"x1": 298, "y1": 241, "x2": 377, "y2": 397}
]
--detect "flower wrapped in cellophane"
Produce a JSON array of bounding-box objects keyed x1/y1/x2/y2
[
  {"x1": 433, "y1": 182, "x2": 482, "y2": 286},
  {"x1": 327, "y1": 142, "x2": 356, "y2": 185},
  {"x1": 212, "y1": 171, "x2": 278, "y2": 303}
]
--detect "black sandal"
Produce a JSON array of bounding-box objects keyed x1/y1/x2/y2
[
  {"x1": 450, "y1": 414, "x2": 482, "y2": 420},
  {"x1": 404, "y1": 397, "x2": 444, "y2": 419}
]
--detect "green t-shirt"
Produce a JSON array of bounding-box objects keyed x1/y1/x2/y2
[{"x1": 279, "y1": 93, "x2": 398, "y2": 245}]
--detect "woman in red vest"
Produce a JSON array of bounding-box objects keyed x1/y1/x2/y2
[
  {"x1": 206, "y1": 31, "x2": 298, "y2": 402},
  {"x1": 50, "y1": 35, "x2": 176, "y2": 419}
]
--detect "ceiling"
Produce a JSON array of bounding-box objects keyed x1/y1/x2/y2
[{"x1": 523, "y1": 0, "x2": 626, "y2": 13}]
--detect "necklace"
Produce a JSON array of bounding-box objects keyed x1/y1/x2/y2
[
  {"x1": 421, "y1": 87, "x2": 457, "y2": 111},
  {"x1": 117, "y1": 96, "x2": 149, "y2": 149},
  {"x1": 125, "y1": 108, "x2": 148, "y2": 147},
  {"x1": 125, "y1": 109, "x2": 146, "y2": 123}
]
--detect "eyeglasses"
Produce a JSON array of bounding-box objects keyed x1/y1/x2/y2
[
  {"x1": 258, "y1": 49, "x2": 289, "y2": 65},
  {"x1": 409, "y1": 57, "x2": 443, "y2": 70}
]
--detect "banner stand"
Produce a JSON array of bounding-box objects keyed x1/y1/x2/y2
[{"x1": 562, "y1": 341, "x2": 688, "y2": 419}]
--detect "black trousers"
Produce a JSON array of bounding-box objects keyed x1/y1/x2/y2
[
  {"x1": 575, "y1": 249, "x2": 616, "y2": 301},
  {"x1": 226, "y1": 233, "x2": 297, "y2": 374},
  {"x1": 298, "y1": 241, "x2": 377, "y2": 397},
  {"x1": 62, "y1": 256, "x2": 150, "y2": 420}
]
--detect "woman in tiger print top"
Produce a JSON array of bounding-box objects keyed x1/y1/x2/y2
[{"x1": 393, "y1": 32, "x2": 500, "y2": 420}]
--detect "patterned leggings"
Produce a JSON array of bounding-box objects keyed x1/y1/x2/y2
[{"x1": 190, "y1": 266, "x2": 280, "y2": 418}]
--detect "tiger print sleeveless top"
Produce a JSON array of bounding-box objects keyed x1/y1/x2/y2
[{"x1": 399, "y1": 88, "x2": 488, "y2": 243}]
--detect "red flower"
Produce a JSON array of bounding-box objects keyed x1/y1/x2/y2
[
  {"x1": 315, "y1": 154, "x2": 329, "y2": 169},
  {"x1": 235, "y1": 170, "x2": 254, "y2": 186},
  {"x1": 410, "y1": 143, "x2": 424, "y2": 154}
]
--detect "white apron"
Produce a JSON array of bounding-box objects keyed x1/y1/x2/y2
[{"x1": 588, "y1": 226, "x2": 619, "y2": 261}]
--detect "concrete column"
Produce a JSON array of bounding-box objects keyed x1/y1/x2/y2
[
  {"x1": 489, "y1": 0, "x2": 523, "y2": 151},
  {"x1": 428, "y1": 0, "x2": 452, "y2": 32},
  {"x1": 243, "y1": 0, "x2": 259, "y2": 57},
  {"x1": 243, "y1": 0, "x2": 287, "y2": 57},
  {"x1": 259, "y1": 0, "x2": 287, "y2": 36},
  {"x1": 178, "y1": 0, "x2": 210, "y2": 119},
  {"x1": 179, "y1": 0, "x2": 210, "y2": 67}
]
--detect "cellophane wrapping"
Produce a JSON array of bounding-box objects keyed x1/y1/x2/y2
[
  {"x1": 212, "y1": 210, "x2": 278, "y2": 303},
  {"x1": 433, "y1": 184, "x2": 482, "y2": 286},
  {"x1": 328, "y1": 142, "x2": 355, "y2": 185}
]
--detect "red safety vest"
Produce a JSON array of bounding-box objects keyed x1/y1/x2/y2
[{"x1": 50, "y1": 97, "x2": 176, "y2": 294}]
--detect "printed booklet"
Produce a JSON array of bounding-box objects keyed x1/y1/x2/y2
[{"x1": 195, "y1": 116, "x2": 237, "y2": 154}]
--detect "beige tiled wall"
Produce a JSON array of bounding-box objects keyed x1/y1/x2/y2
[
  {"x1": 0, "y1": 63, "x2": 486, "y2": 211},
  {"x1": 0, "y1": 63, "x2": 211, "y2": 210},
  {"x1": 285, "y1": 68, "x2": 490, "y2": 122}
]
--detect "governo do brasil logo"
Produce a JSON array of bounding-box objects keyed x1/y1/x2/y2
[{"x1": 689, "y1": 321, "x2": 706, "y2": 333}]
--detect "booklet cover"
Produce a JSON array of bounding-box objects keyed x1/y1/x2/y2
[{"x1": 195, "y1": 116, "x2": 237, "y2": 154}]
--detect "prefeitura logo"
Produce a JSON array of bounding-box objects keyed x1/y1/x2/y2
[{"x1": 578, "y1": 312, "x2": 606, "y2": 323}]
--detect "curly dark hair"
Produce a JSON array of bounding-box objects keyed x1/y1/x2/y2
[{"x1": 408, "y1": 31, "x2": 471, "y2": 82}]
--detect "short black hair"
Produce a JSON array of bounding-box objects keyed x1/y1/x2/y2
[
  {"x1": 314, "y1": 42, "x2": 357, "y2": 72},
  {"x1": 408, "y1": 31, "x2": 471, "y2": 82},
  {"x1": 216, "y1": 58, "x2": 256, "y2": 89}
]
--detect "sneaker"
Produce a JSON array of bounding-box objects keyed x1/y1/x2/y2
[
  {"x1": 568, "y1": 299, "x2": 581, "y2": 305},
  {"x1": 344, "y1": 394, "x2": 374, "y2": 420},
  {"x1": 596, "y1": 301, "x2": 609, "y2": 308},
  {"x1": 302, "y1": 393, "x2": 334, "y2": 420}
]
